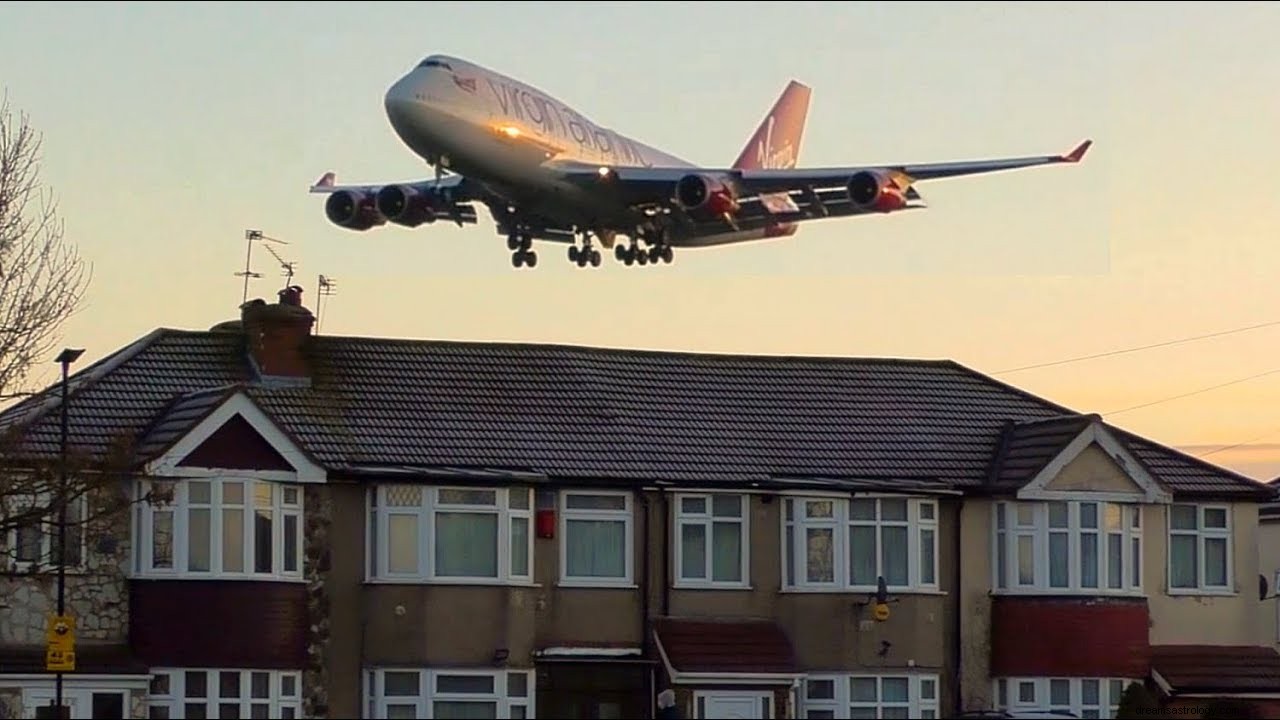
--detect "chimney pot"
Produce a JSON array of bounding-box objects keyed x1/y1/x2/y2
[
  {"x1": 241, "y1": 290, "x2": 315, "y2": 381},
  {"x1": 279, "y1": 285, "x2": 304, "y2": 307}
]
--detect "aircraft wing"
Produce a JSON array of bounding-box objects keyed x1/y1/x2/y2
[
  {"x1": 556, "y1": 139, "x2": 1092, "y2": 206},
  {"x1": 308, "y1": 171, "x2": 473, "y2": 198}
]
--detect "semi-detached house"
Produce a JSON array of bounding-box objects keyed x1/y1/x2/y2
[{"x1": 1, "y1": 287, "x2": 1278, "y2": 720}]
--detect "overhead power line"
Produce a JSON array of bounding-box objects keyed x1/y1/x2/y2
[
  {"x1": 1103, "y1": 367, "x2": 1280, "y2": 417},
  {"x1": 1196, "y1": 427, "x2": 1280, "y2": 459},
  {"x1": 994, "y1": 319, "x2": 1280, "y2": 375}
]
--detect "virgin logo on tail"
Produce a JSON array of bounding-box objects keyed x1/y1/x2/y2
[{"x1": 755, "y1": 116, "x2": 797, "y2": 170}]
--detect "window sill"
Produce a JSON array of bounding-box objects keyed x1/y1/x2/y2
[
  {"x1": 364, "y1": 578, "x2": 542, "y2": 588},
  {"x1": 673, "y1": 583, "x2": 754, "y2": 591},
  {"x1": 556, "y1": 580, "x2": 639, "y2": 590},
  {"x1": 1166, "y1": 588, "x2": 1237, "y2": 598},
  {"x1": 780, "y1": 587, "x2": 946, "y2": 596},
  {"x1": 129, "y1": 573, "x2": 307, "y2": 583},
  {"x1": 990, "y1": 589, "x2": 1147, "y2": 599}
]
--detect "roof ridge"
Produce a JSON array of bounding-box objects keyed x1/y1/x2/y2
[{"x1": 1013, "y1": 413, "x2": 1099, "y2": 427}]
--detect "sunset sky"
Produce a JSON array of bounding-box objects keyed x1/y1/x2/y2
[{"x1": 2, "y1": 1, "x2": 1279, "y2": 479}]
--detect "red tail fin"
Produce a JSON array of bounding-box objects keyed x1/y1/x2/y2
[{"x1": 732, "y1": 80, "x2": 811, "y2": 170}]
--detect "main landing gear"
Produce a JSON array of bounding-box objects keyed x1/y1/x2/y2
[
  {"x1": 614, "y1": 234, "x2": 674, "y2": 267},
  {"x1": 568, "y1": 231, "x2": 602, "y2": 268},
  {"x1": 507, "y1": 228, "x2": 537, "y2": 268}
]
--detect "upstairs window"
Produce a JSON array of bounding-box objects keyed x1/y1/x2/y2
[
  {"x1": 560, "y1": 491, "x2": 633, "y2": 587},
  {"x1": 675, "y1": 493, "x2": 749, "y2": 587},
  {"x1": 368, "y1": 485, "x2": 533, "y2": 584},
  {"x1": 783, "y1": 495, "x2": 938, "y2": 592},
  {"x1": 993, "y1": 500, "x2": 1142, "y2": 595},
  {"x1": 6, "y1": 491, "x2": 88, "y2": 572},
  {"x1": 1168, "y1": 504, "x2": 1231, "y2": 592},
  {"x1": 135, "y1": 479, "x2": 303, "y2": 581}
]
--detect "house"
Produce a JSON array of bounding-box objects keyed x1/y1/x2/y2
[{"x1": 0, "y1": 285, "x2": 1275, "y2": 719}]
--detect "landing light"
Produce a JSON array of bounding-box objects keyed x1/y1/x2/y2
[
  {"x1": 597, "y1": 166, "x2": 611, "y2": 176},
  {"x1": 500, "y1": 126, "x2": 521, "y2": 138}
]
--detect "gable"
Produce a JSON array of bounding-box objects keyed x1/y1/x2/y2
[
  {"x1": 177, "y1": 414, "x2": 294, "y2": 472},
  {"x1": 1043, "y1": 443, "x2": 1144, "y2": 495},
  {"x1": 1017, "y1": 421, "x2": 1172, "y2": 503}
]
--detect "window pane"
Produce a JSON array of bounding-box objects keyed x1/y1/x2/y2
[
  {"x1": 806, "y1": 500, "x2": 834, "y2": 519},
  {"x1": 1018, "y1": 681, "x2": 1035, "y2": 703},
  {"x1": 920, "y1": 528, "x2": 936, "y2": 585},
  {"x1": 1080, "y1": 533, "x2": 1098, "y2": 588},
  {"x1": 436, "y1": 512, "x2": 498, "y2": 577},
  {"x1": 281, "y1": 676, "x2": 297, "y2": 697},
  {"x1": 1206, "y1": 537, "x2": 1228, "y2": 586},
  {"x1": 387, "y1": 706, "x2": 418, "y2": 719},
  {"x1": 919, "y1": 502, "x2": 936, "y2": 522},
  {"x1": 1105, "y1": 503, "x2": 1123, "y2": 531},
  {"x1": 188, "y1": 508, "x2": 211, "y2": 572},
  {"x1": 1204, "y1": 507, "x2": 1228, "y2": 529},
  {"x1": 1050, "y1": 679, "x2": 1069, "y2": 705},
  {"x1": 1108, "y1": 533, "x2": 1123, "y2": 589},
  {"x1": 712, "y1": 495, "x2": 743, "y2": 518},
  {"x1": 1132, "y1": 537, "x2": 1142, "y2": 587},
  {"x1": 850, "y1": 677, "x2": 877, "y2": 702},
  {"x1": 384, "y1": 671, "x2": 419, "y2": 695},
  {"x1": 1049, "y1": 502, "x2": 1068, "y2": 528},
  {"x1": 881, "y1": 678, "x2": 908, "y2": 702},
  {"x1": 254, "y1": 508, "x2": 273, "y2": 573},
  {"x1": 566, "y1": 494, "x2": 625, "y2": 511},
  {"x1": 786, "y1": 520, "x2": 796, "y2": 586},
  {"x1": 386, "y1": 486, "x2": 421, "y2": 507},
  {"x1": 806, "y1": 679, "x2": 835, "y2": 700},
  {"x1": 219, "y1": 671, "x2": 240, "y2": 698},
  {"x1": 223, "y1": 508, "x2": 244, "y2": 573},
  {"x1": 1080, "y1": 503, "x2": 1098, "y2": 528},
  {"x1": 284, "y1": 514, "x2": 298, "y2": 573},
  {"x1": 16, "y1": 520, "x2": 41, "y2": 563},
  {"x1": 388, "y1": 514, "x2": 418, "y2": 573},
  {"x1": 433, "y1": 702, "x2": 497, "y2": 719},
  {"x1": 882, "y1": 526, "x2": 909, "y2": 586},
  {"x1": 681, "y1": 523, "x2": 707, "y2": 579},
  {"x1": 509, "y1": 488, "x2": 530, "y2": 510},
  {"x1": 92, "y1": 693, "x2": 124, "y2": 719},
  {"x1": 437, "y1": 675, "x2": 495, "y2": 693},
  {"x1": 189, "y1": 481, "x2": 211, "y2": 504},
  {"x1": 849, "y1": 710, "x2": 876, "y2": 720},
  {"x1": 711, "y1": 521, "x2": 742, "y2": 582},
  {"x1": 681, "y1": 497, "x2": 706, "y2": 515},
  {"x1": 283, "y1": 486, "x2": 299, "y2": 506},
  {"x1": 806, "y1": 712, "x2": 835, "y2": 720},
  {"x1": 224, "y1": 481, "x2": 244, "y2": 505},
  {"x1": 882, "y1": 709, "x2": 910, "y2": 720},
  {"x1": 1016, "y1": 504, "x2": 1034, "y2": 527},
  {"x1": 880, "y1": 499, "x2": 907, "y2": 522},
  {"x1": 566, "y1": 519, "x2": 626, "y2": 578},
  {"x1": 806, "y1": 527, "x2": 834, "y2": 583},
  {"x1": 439, "y1": 489, "x2": 497, "y2": 506},
  {"x1": 186, "y1": 671, "x2": 208, "y2": 697},
  {"x1": 251, "y1": 672, "x2": 269, "y2": 699},
  {"x1": 1049, "y1": 532, "x2": 1069, "y2": 587},
  {"x1": 1171, "y1": 534, "x2": 1198, "y2": 588},
  {"x1": 996, "y1": 533, "x2": 1007, "y2": 588},
  {"x1": 1017, "y1": 535, "x2": 1034, "y2": 584},
  {"x1": 510, "y1": 517, "x2": 529, "y2": 577},
  {"x1": 1082, "y1": 679, "x2": 1100, "y2": 704},
  {"x1": 850, "y1": 499, "x2": 876, "y2": 521},
  {"x1": 1171, "y1": 505, "x2": 1197, "y2": 530},
  {"x1": 507, "y1": 672, "x2": 528, "y2": 698},
  {"x1": 849, "y1": 525, "x2": 877, "y2": 586},
  {"x1": 921, "y1": 678, "x2": 937, "y2": 700}
]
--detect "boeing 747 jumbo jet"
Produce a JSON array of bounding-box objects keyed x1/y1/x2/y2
[{"x1": 311, "y1": 54, "x2": 1092, "y2": 269}]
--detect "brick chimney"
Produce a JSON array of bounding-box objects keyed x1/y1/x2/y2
[{"x1": 240, "y1": 286, "x2": 315, "y2": 382}]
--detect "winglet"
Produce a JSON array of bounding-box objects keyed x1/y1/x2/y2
[
  {"x1": 1062, "y1": 139, "x2": 1092, "y2": 163},
  {"x1": 310, "y1": 171, "x2": 336, "y2": 192}
]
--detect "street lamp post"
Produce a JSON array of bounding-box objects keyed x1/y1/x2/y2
[{"x1": 53, "y1": 347, "x2": 83, "y2": 717}]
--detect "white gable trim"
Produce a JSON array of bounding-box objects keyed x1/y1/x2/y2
[
  {"x1": 1016, "y1": 421, "x2": 1171, "y2": 503},
  {"x1": 144, "y1": 392, "x2": 326, "y2": 483}
]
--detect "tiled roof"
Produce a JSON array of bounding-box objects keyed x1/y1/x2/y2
[
  {"x1": 987, "y1": 414, "x2": 1098, "y2": 491},
  {"x1": 0, "y1": 326, "x2": 1268, "y2": 497},
  {"x1": 654, "y1": 617, "x2": 798, "y2": 674},
  {"x1": 1152, "y1": 645, "x2": 1280, "y2": 693}
]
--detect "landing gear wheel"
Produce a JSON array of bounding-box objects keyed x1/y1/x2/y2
[
  {"x1": 615, "y1": 245, "x2": 626, "y2": 262},
  {"x1": 590, "y1": 249, "x2": 601, "y2": 267},
  {"x1": 526, "y1": 251, "x2": 538, "y2": 268},
  {"x1": 512, "y1": 252, "x2": 524, "y2": 268},
  {"x1": 569, "y1": 246, "x2": 580, "y2": 263},
  {"x1": 637, "y1": 250, "x2": 649, "y2": 266},
  {"x1": 507, "y1": 234, "x2": 519, "y2": 251},
  {"x1": 662, "y1": 246, "x2": 673, "y2": 264}
]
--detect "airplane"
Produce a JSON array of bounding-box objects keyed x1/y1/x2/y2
[{"x1": 311, "y1": 54, "x2": 1092, "y2": 270}]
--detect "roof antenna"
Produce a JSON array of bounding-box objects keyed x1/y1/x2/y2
[
  {"x1": 261, "y1": 241, "x2": 297, "y2": 289},
  {"x1": 236, "y1": 229, "x2": 290, "y2": 304},
  {"x1": 316, "y1": 274, "x2": 338, "y2": 334}
]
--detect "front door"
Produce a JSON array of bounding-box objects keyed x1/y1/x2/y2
[{"x1": 696, "y1": 691, "x2": 772, "y2": 719}]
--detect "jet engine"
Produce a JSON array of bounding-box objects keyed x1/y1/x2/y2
[
  {"x1": 324, "y1": 190, "x2": 386, "y2": 231},
  {"x1": 674, "y1": 173, "x2": 740, "y2": 216},
  {"x1": 846, "y1": 170, "x2": 908, "y2": 213},
  {"x1": 376, "y1": 185, "x2": 440, "y2": 228}
]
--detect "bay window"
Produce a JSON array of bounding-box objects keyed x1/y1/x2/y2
[
  {"x1": 135, "y1": 478, "x2": 303, "y2": 580},
  {"x1": 675, "y1": 493, "x2": 749, "y2": 587},
  {"x1": 146, "y1": 668, "x2": 302, "y2": 718},
  {"x1": 1168, "y1": 503, "x2": 1232, "y2": 592},
  {"x1": 802, "y1": 673, "x2": 939, "y2": 719},
  {"x1": 368, "y1": 485, "x2": 533, "y2": 584},
  {"x1": 365, "y1": 668, "x2": 534, "y2": 719},
  {"x1": 993, "y1": 500, "x2": 1142, "y2": 594},
  {"x1": 560, "y1": 491, "x2": 633, "y2": 586},
  {"x1": 783, "y1": 495, "x2": 938, "y2": 592}
]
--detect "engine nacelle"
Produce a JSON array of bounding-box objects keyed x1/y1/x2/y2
[
  {"x1": 674, "y1": 173, "x2": 740, "y2": 216},
  {"x1": 376, "y1": 185, "x2": 440, "y2": 228},
  {"x1": 846, "y1": 170, "x2": 908, "y2": 213},
  {"x1": 324, "y1": 190, "x2": 386, "y2": 231}
]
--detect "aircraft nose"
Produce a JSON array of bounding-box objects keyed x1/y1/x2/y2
[{"x1": 384, "y1": 74, "x2": 419, "y2": 124}]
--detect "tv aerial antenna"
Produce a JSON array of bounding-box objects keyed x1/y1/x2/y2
[
  {"x1": 262, "y1": 242, "x2": 298, "y2": 288},
  {"x1": 316, "y1": 274, "x2": 339, "y2": 334},
  {"x1": 236, "y1": 229, "x2": 290, "y2": 304}
]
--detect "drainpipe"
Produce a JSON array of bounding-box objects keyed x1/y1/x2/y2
[
  {"x1": 951, "y1": 496, "x2": 964, "y2": 717},
  {"x1": 640, "y1": 488, "x2": 652, "y2": 653},
  {"x1": 661, "y1": 487, "x2": 671, "y2": 617}
]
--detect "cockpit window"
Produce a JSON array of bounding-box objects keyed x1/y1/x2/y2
[{"x1": 418, "y1": 59, "x2": 453, "y2": 70}]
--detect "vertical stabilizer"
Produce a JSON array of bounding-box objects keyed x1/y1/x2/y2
[{"x1": 732, "y1": 80, "x2": 812, "y2": 170}]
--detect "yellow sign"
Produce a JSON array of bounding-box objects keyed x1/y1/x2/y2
[
  {"x1": 45, "y1": 614, "x2": 76, "y2": 671},
  {"x1": 873, "y1": 602, "x2": 891, "y2": 622}
]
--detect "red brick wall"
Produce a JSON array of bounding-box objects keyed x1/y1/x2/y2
[{"x1": 990, "y1": 596, "x2": 1150, "y2": 678}]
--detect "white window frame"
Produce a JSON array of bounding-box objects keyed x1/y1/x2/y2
[
  {"x1": 146, "y1": 668, "x2": 303, "y2": 719},
  {"x1": 992, "y1": 500, "x2": 1143, "y2": 596},
  {"x1": 559, "y1": 490, "x2": 634, "y2": 587},
  {"x1": 693, "y1": 690, "x2": 774, "y2": 719},
  {"x1": 802, "y1": 673, "x2": 939, "y2": 719},
  {"x1": 994, "y1": 676, "x2": 1134, "y2": 719},
  {"x1": 133, "y1": 478, "x2": 304, "y2": 581},
  {"x1": 674, "y1": 493, "x2": 750, "y2": 588},
  {"x1": 1167, "y1": 503, "x2": 1233, "y2": 594},
  {"x1": 364, "y1": 667, "x2": 534, "y2": 719},
  {"x1": 781, "y1": 494, "x2": 940, "y2": 593},
  {"x1": 366, "y1": 485, "x2": 534, "y2": 585},
  {"x1": 5, "y1": 491, "x2": 89, "y2": 573}
]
